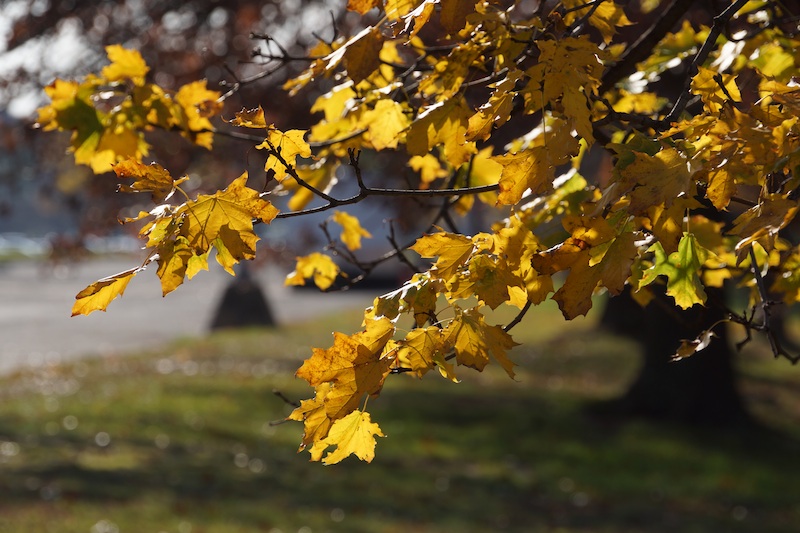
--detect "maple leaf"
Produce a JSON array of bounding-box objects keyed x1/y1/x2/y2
[
  {"x1": 617, "y1": 148, "x2": 693, "y2": 215},
  {"x1": 332, "y1": 211, "x2": 372, "y2": 251},
  {"x1": 296, "y1": 317, "x2": 395, "y2": 389},
  {"x1": 155, "y1": 237, "x2": 193, "y2": 296},
  {"x1": 361, "y1": 99, "x2": 409, "y2": 150},
  {"x1": 309, "y1": 410, "x2": 385, "y2": 465},
  {"x1": 101, "y1": 45, "x2": 149, "y2": 85},
  {"x1": 411, "y1": 232, "x2": 474, "y2": 280},
  {"x1": 406, "y1": 98, "x2": 476, "y2": 168},
  {"x1": 443, "y1": 307, "x2": 517, "y2": 378},
  {"x1": 72, "y1": 268, "x2": 140, "y2": 316},
  {"x1": 343, "y1": 28, "x2": 385, "y2": 84},
  {"x1": 174, "y1": 80, "x2": 222, "y2": 144},
  {"x1": 395, "y1": 326, "x2": 456, "y2": 380},
  {"x1": 730, "y1": 195, "x2": 799, "y2": 258},
  {"x1": 691, "y1": 66, "x2": 741, "y2": 113},
  {"x1": 230, "y1": 107, "x2": 268, "y2": 129},
  {"x1": 256, "y1": 128, "x2": 312, "y2": 181},
  {"x1": 639, "y1": 233, "x2": 707, "y2": 309},
  {"x1": 492, "y1": 119, "x2": 580, "y2": 205},
  {"x1": 178, "y1": 172, "x2": 278, "y2": 259},
  {"x1": 286, "y1": 253, "x2": 340, "y2": 291},
  {"x1": 288, "y1": 382, "x2": 336, "y2": 450},
  {"x1": 114, "y1": 159, "x2": 188, "y2": 203}
]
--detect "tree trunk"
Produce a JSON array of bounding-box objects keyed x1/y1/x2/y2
[
  {"x1": 209, "y1": 266, "x2": 275, "y2": 330},
  {"x1": 600, "y1": 286, "x2": 750, "y2": 426}
]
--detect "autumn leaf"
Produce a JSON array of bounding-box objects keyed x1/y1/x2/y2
[
  {"x1": 179, "y1": 172, "x2": 278, "y2": 259},
  {"x1": 343, "y1": 27, "x2": 384, "y2": 84},
  {"x1": 115, "y1": 159, "x2": 187, "y2": 203},
  {"x1": 101, "y1": 45, "x2": 149, "y2": 85},
  {"x1": 395, "y1": 326, "x2": 455, "y2": 380},
  {"x1": 72, "y1": 267, "x2": 140, "y2": 316},
  {"x1": 440, "y1": 0, "x2": 476, "y2": 35},
  {"x1": 230, "y1": 107, "x2": 268, "y2": 129},
  {"x1": 639, "y1": 233, "x2": 707, "y2": 309},
  {"x1": 174, "y1": 80, "x2": 222, "y2": 141},
  {"x1": 406, "y1": 98, "x2": 476, "y2": 168},
  {"x1": 332, "y1": 211, "x2": 372, "y2": 251},
  {"x1": 286, "y1": 253, "x2": 341, "y2": 291},
  {"x1": 257, "y1": 128, "x2": 312, "y2": 181},
  {"x1": 309, "y1": 410, "x2": 385, "y2": 464},
  {"x1": 155, "y1": 237, "x2": 193, "y2": 295},
  {"x1": 411, "y1": 232, "x2": 474, "y2": 280},
  {"x1": 618, "y1": 148, "x2": 693, "y2": 215},
  {"x1": 288, "y1": 382, "x2": 336, "y2": 450},
  {"x1": 730, "y1": 195, "x2": 799, "y2": 257},
  {"x1": 443, "y1": 307, "x2": 517, "y2": 378},
  {"x1": 361, "y1": 99, "x2": 409, "y2": 150}
]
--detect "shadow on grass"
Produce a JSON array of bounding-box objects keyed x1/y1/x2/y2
[
  {"x1": 0, "y1": 370, "x2": 800, "y2": 532},
  {"x1": 0, "y1": 327, "x2": 799, "y2": 532}
]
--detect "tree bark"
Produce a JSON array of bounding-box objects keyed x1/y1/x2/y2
[{"x1": 599, "y1": 286, "x2": 750, "y2": 426}]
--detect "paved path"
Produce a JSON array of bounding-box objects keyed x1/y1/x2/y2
[{"x1": 0, "y1": 257, "x2": 374, "y2": 375}]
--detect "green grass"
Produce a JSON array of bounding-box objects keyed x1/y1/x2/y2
[{"x1": 1, "y1": 301, "x2": 799, "y2": 532}]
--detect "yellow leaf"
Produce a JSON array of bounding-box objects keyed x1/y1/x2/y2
[
  {"x1": 310, "y1": 410, "x2": 385, "y2": 465},
  {"x1": 175, "y1": 80, "x2": 222, "y2": 139},
  {"x1": 443, "y1": 307, "x2": 517, "y2": 378},
  {"x1": 691, "y1": 66, "x2": 741, "y2": 113},
  {"x1": 385, "y1": 0, "x2": 418, "y2": 20},
  {"x1": 730, "y1": 195, "x2": 799, "y2": 256},
  {"x1": 286, "y1": 253, "x2": 341, "y2": 291},
  {"x1": 404, "y1": 0, "x2": 437, "y2": 37},
  {"x1": 332, "y1": 211, "x2": 372, "y2": 251},
  {"x1": 230, "y1": 106, "x2": 267, "y2": 128},
  {"x1": 396, "y1": 326, "x2": 451, "y2": 379},
  {"x1": 618, "y1": 148, "x2": 692, "y2": 215},
  {"x1": 406, "y1": 98, "x2": 476, "y2": 168},
  {"x1": 289, "y1": 382, "x2": 336, "y2": 450},
  {"x1": 552, "y1": 231, "x2": 638, "y2": 319},
  {"x1": 179, "y1": 172, "x2": 278, "y2": 258},
  {"x1": 155, "y1": 237, "x2": 193, "y2": 295},
  {"x1": 286, "y1": 162, "x2": 338, "y2": 212},
  {"x1": 361, "y1": 99, "x2": 409, "y2": 150},
  {"x1": 101, "y1": 45, "x2": 149, "y2": 85},
  {"x1": 440, "y1": 0, "x2": 476, "y2": 35},
  {"x1": 296, "y1": 318, "x2": 395, "y2": 388},
  {"x1": 115, "y1": 159, "x2": 187, "y2": 203},
  {"x1": 411, "y1": 232, "x2": 474, "y2": 280},
  {"x1": 343, "y1": 28, "x2": 385, "y2": 84},
  {"x1": 257, "y1": 128, "x2": 311, "y2": 181},
  {"x1": 409, "y1": 154, "x2": 448, "y2": 184},
  {"x1": 72, "y1": 268, "x2": 140, "y2": 316}
]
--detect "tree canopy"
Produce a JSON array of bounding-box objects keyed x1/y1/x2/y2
[{"x1": 36, "y1": 0, "x2": 800, "y2": 463}]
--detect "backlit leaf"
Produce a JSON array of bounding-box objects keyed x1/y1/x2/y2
[
  {"x1": 72, "y1": 268, "x2": 140, "y2": 316},
  {"x1": 332, "y1": 211, "x2": 372, "y2": 251},
  {"x1": 286, "y1": 253, "x2": 341, "y2": 291},
  {"x1": 310, "y1": 410, "x2": 385, "y2": 465}
]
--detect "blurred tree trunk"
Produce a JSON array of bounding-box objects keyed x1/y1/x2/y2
[
  {"x1": 209, "y1": 266, "x2": 275, "y2": 330},
  {"x1": 600, "y1": 286, "x2": 750, "y2": 425}
]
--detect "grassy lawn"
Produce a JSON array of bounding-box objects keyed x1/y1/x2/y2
[{"x1": 1, "y1": 301, "x2": 799, "y2": 532}]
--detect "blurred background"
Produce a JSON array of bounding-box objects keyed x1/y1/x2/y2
[{"x1": 0, "y1": 1, "x2": 799, "y2": 532}]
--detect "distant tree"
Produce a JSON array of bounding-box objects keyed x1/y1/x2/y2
[{"x1": 34, "y1": 0, "x2": 800, "y2": 463}]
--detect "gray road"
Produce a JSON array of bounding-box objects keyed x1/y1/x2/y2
[{"x1": 0, "y1": 257, "x2": 374, "y2": 375}]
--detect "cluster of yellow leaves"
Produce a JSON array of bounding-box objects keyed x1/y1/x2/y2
[
  {"x1": 47, "y1": 0, "x2": 800, "y2": 464},
  {"x1": 37, "y1": 46, "x2": 222, "y2": 173},
  {"x1": 72, "y1": 161, "x2": 278, "y2": 315}
]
